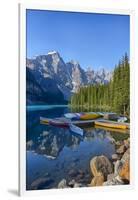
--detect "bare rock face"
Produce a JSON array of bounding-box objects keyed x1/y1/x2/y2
[
  {"x1": 90, "y1": 155, "x2": 113, "y2": 181},
  {"x1": 27, "y1": 51, "x2": 112, "y2": 104}
]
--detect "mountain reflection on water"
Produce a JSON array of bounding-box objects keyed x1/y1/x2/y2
[
  {"x1": 26, "y1": 106, "x2": 129, "y2": 190},
  {"x1": 27, "y1": 126, "x2": 115, "y2": 159}
]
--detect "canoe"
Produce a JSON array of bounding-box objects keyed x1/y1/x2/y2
[
  {"x1": 117, "y1": 117, "x2": 128, "y2": 123},
  {"x1": 69, "y1": 124, "x2": 83, "y2": 136},
  {"x1": 49, "y1": 119, "x2": 69, "y2": 127},
  {"x1": 94, "y1": 121, "x2": 127, "y2": 129},
  {"x1": 40, "y1": 117, "x2": 69, "y2": 127},
  {"x1": 94, "y1": 125, "x2": 129, "y2": 134},
  {"x1": 80, "y1": 113, "x2": 101, "y2": 120},
  {"x1": 64, "y1": 113, "x2": 82, "y2": 120},
  {"x1": 40, "y1": 117, "x2": 50, "y2": 124},
  {"x1": 65, "y1": 112, "x2": 101, "y2": 120},
  {"x1": 40, "y1": 116, "x2": 83, "y2": 135}
]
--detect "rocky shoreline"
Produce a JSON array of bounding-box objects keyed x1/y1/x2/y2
[
  {"x1": 29, "y1": 136, "x2": 130, "y2": 190},
  {"x1": 57, "y1": 137, "x2": 130, "y2": 189}
]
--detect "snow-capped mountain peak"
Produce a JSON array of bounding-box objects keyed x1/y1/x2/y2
[{"x1": 47, "y1": 51, "x2": 58, "y2": 55}]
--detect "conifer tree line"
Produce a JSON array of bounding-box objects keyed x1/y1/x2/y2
[{"x1": 70, "y1": 53, "x2": 130, "y2": 116}]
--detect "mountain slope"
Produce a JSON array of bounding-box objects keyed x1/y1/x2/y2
[
  {"x1": 26, "y1": 51, "x2": 112, "y2": 105},
  {"x1": 26, "y1": 67, "x2": 67, "y2": 105}
]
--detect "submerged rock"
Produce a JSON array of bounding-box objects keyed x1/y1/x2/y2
[
  {"x1": 75, "y1": 173, "x2": 84, "y2": 182},
  {"x1": 90, "y1": 155, "x2": 113, "y2": 180},
  {"x1": 74, "y1": 183, "x2": 84, "y2": 188},
  {"x1": 78, "y1": 169, "x2": 85, "y2": 175},
  {"x1": 68, "y1": 179, "x2": 85, "y2": 188},
  {"x1": 68, "y1": 179, "x2": 76, "y2": 187},
  {"x1": 58, "y1": 179, "x2": 68, "y2": 189},
  {"x1": 26, "y1": 140, "x2": 33, "y2": 149},
  {"x1": 68, "y1": 169, "x2": 78, "y2": 177},
  {"x1": 42, "y1": 131, "x2": 50, "y2": 136},
  {"x1": 31, "y1": 177, "x2": 53, "y2": 190}
]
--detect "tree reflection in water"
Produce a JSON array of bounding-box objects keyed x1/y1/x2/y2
[{"x1": 26, "y1": 125, "x2": 116, "y2": 159}]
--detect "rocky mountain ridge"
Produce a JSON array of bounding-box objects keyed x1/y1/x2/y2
[{"x1": 26, "y1": 51, "x2": 112, "y2": 104}]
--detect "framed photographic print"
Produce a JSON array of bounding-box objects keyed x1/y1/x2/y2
[{"x1": 19, "y1": 2, "x2": 135, "y2": 196}]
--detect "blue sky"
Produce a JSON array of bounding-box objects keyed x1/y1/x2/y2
[{"x1": 26, "y1": 9, "x2": 130, "y2": 70}]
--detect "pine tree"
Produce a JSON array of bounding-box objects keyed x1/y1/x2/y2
[{"x1": 70, "y1": 53, "x2": 130, "y2": 116}]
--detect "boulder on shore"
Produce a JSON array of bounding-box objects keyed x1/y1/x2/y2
[
  {"x1": 103, "y1": 175, "x2": 124, "y2": 186},
  {"x1": 90, "y1": 155, "x2": 113, "y2": 181},
  {"x1": 116, "y1": 145, "x2": 126, "y2": 154},
  {"x1": 119, "y1": 147, "x2": 130, "y2": 182},
  {"x1": 114, "y1": 160, "x2": 123, "y2": 175},
  {"x1": 111, "y1": 154, "x2": 119, "y2": 161},
  {"x1": 89, "y1": 175, "x2": 104, "y2": 186},
  {"x1": 119, "y1": 159, "x2": 130, "y2": 182},
  {"x1": 121, "y1": 148, "x2": 130, "y2": 163},
  {"x1": 124, "y1": 139, "x2": 130, "y2": 149}
]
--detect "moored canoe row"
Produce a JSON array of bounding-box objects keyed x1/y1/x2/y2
[
  {"x1": 40, "y1": 117, "x2": 70, "y2": 127},
  {"x1": 40, "y1": 117, "x2": 83, "y2": 135},
  {"x1": 40, "y1": 117, "x2": 50, "y2": 124},
  {"x1": 40, "y1": 112, "x2": 129, "y2": 131},
  {"x1": 64, "y1": 112, "x2": 102, "y2": 120},
  {"x1": 94, "y1": 120, "x2": 128, "y2": 130},
  {"x1": 94, "y1": 125, "x2": 129, "y2": 134},
  {"x1": 80, "y1": 113, "x2": 101, "y2": 120}
]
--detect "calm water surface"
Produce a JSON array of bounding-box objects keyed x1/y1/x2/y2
[{"x1": 26, "y1": 105, "x2": 129, "y2": 190}]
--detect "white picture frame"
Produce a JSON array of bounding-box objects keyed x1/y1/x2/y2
[{"x1": 19, "y1": 2, "x2": 135, "y2": 196}]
